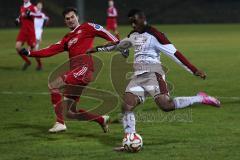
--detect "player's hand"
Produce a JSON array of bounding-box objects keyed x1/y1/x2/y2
[
  {"x1": 14, "y1": 18, "x2": 20, "y2": 26},
  {"x1": 19, "y1": 48, "x2": 30, "y2": 56},
  {"x1": 25, "y1": 10, "x2": 31, "y2": 18},
  {"x1": 194, "y1": 70, "x2": 206, "y2": 79},
  {"x1": 120, "y1": 49, "x2": 129, "y2": 58}
]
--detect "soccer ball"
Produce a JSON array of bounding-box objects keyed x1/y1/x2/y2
[{"x1": 122, "y1": 133, "x2": 143, "y2": 152}]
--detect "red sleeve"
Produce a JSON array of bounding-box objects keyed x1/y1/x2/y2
[
  {"x1": 174, "y1": 51, "x2": 198, "y2": 74},
  {"x1": 31, "y1": 13, "x2": 42, "y2": 18},
  {"x1": 147, "y1": 26, "x2": 171, "y2": 45},
  {"x1": 30, "y1": 39, "x2": 66, "y2": 58},
  {"x1": 148, "y1": 26, "x2": 198, "y2": 74},
  {"x1": 88, "y1": 23, "x2": 119, "y2": 42}
]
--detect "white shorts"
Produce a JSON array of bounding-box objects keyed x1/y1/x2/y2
[
  {"x1": 35, "y1": 29, "x2": 43, "y2": 41},
  {"x1": 125, "y1": 72, "x2": 169, "y2": 103}
]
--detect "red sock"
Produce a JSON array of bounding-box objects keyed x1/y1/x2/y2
[
  {"x1": 78, "y1": 109, "x2": 104, "y2": 124},
  {"x1": 18, "y1": 51, "x2": 31, "y2": 64},
  {"x1": 35, "y1": 58, "x2": 42, "y2": 67},
  {"x1": 50, "y1": 89, "x2": 64, "y2": 124},
  {"x1": 54, "y1": 103, "x2": 65, "y2": 124}
]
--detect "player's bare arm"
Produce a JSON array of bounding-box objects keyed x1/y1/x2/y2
[{"x1": 86, "y1": 42, "x2": 130, "y2": 58}]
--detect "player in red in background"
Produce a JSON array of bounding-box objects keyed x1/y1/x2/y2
[
  {"x1": 15, "y1": 0, "x2": 43, "y2": 70},
  {"x1": 106, "y1": 0, "x2": 120, "y2": 40},
  {"x1": 19, "y1": 7, "x2": 120, "y2": 133}
]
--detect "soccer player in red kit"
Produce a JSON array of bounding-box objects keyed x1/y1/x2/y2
[
  {"x1": 106, "y1": 0, "x2": 120, "y2": 39},
  {"x1": 15, "y1": 0, "x2": 43, "y2": 70},
  {"x1": 19, "y1": 7, "x2": 119, "y2": 133}
]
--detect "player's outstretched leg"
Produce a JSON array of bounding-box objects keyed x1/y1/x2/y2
[
  {"x1": 154, "y1": 92, "x2": 220, "y2": 112},
  {"x1": 60, "y1": 96, "x2": 110, "y2": 133},
  {"x1": 114, "y1": 92, "x2": 140, "y2": 152},
  {"x1": 173, "y1": 92, "x2": 220, "y2": 109},
  {"x1": 76, "y1": 109, "x2": 110, "y2": 133},
  {"x1": 197, "y1": 92, "x2": 220, "y2": 107}
]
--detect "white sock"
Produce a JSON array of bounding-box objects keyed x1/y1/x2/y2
[
  {"x1": 36, "y1": 43, "x2": 39, "y2": 50},
  {"x1": 173, "y1": 96, "x2": 203, "y2": 109},
  {"x1": 122, "y1": 112, "x2": 136, "y2": 134}
]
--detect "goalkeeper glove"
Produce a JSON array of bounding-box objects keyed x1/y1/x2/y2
[{"x1": 19, "y1": 48, "x2": 30, "y2": 56}]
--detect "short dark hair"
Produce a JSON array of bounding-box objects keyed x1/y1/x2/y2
[
  {"x1": 62, "y1": 7, "x2": 78, "y2": 17},
  {"x1": 128, "y1": 9, "x2": 145, "y2": 17}
]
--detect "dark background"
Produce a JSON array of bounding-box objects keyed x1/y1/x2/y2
[{"x1": 1, "y1": 0, "x2": 240, "y2": 27}]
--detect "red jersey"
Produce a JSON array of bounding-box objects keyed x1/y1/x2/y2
[
  {"x1": 29, "y1": 23, "x2": 119, "y2": 71},
  {"x1": 17, "y1": 2, "x2": 42, "y2": 46},
  {"x1": 106, "y1": 6, "x2": 118, "y2": 31},
  {"x1": 19, "y1": 3, "x2": 39, "y2": 33},
  {"x1": 107, "y1": 6, "x2": 118, "y2": 18}
]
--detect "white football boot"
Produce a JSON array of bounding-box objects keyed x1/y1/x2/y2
[{"x1": 48, "y1": 122, "x2": 67, "y2": 133}]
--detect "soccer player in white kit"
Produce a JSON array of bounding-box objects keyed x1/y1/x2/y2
[
  {"x1": 91, "y1": 9, "x2": 221, "y2": 151},
  {"x1": 34, "y1": 2, "x2": 49, "y2": 50}
]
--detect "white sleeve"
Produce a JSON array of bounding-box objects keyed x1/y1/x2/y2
[{"x1": 155, "y1": 40, "x2": 192, "y2": 73}]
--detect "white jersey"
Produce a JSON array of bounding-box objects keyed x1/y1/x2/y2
[
  {"x1": 34, "y1": 11, "x2": 48, "y2": 30},
  {"x1": 34, "y1": 11, "x2": 48, "y2": 40},
  {"x1": 122, "y1": 26, "x2": 197, "y2": 76}
]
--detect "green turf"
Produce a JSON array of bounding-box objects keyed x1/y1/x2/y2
[{"x1": 0, "y1": 24, "x2": 240, "y2": 160}]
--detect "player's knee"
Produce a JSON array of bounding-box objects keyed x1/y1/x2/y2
[
  {"x1": 160, "y1": 105, "x2": 173, "y2": 112},
  {"x1": 122, "y1": 93, "x2": 139, "y2": 112},
  {"x1": 157, "y1": 101, "x2": 172, "y2": 112},
  {"x1": 122, "y1": 103, "x2": 133, "y2": 112},
  {"x1": 155, "y1": 95, "x2": 174, "y2": 112},
  {"x1": 15, "y1": 43, "x2": 21, "y2": 51}
]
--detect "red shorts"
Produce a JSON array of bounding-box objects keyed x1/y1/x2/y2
[
  {"x1": 62, "y1": 66, "x2": 93, "y2": 101},
  {"x1": 106, "y1": 18, "x2": 117, "y2": 31},
  {"x1": 16, "y1": 28, "x2": 36, "y2": 47}
]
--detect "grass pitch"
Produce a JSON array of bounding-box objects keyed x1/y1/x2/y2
[{"x1": 0, "y1": 24, "x2": 239, "y2": 160}]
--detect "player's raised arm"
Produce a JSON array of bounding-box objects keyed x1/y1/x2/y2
[
  {"x1": 85, "y1": 23, "x2": 129, "y2": 57},
  {"x1": 88, "y1": 23, "x2": 119, "y2": 42},
  {"x1": 28, "y1": 6, "x2": 43, "y2": 18},
  {"x1": 19, "y1": 40, "x2": 67, "y2": 58},
  {"x1": 28, "y1": 12, "x2": 43, "y2": 18},
  {"x1": 150, "y1": 27, "x2": 206, "y2": 79}
]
